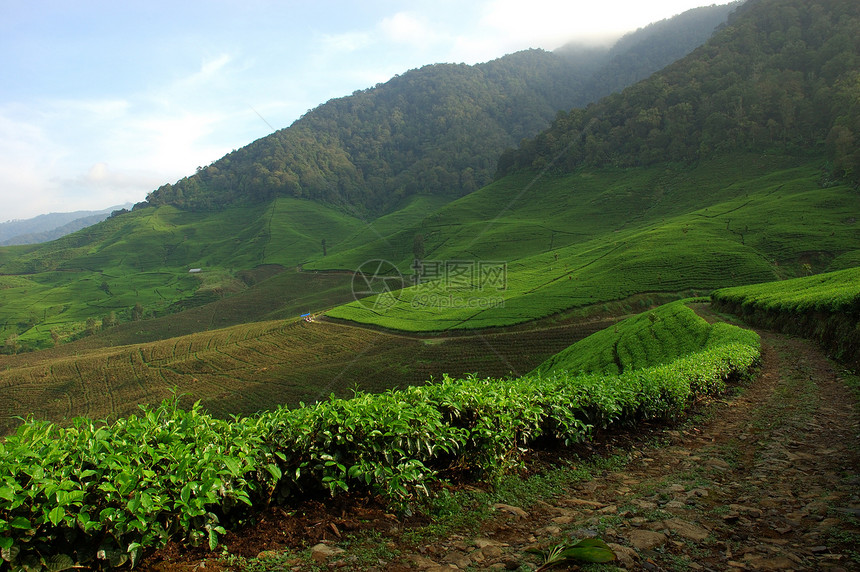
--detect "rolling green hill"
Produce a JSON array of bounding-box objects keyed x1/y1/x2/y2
[
  {"x1": 0, "y1": 199, "x2": 367, "y2": 351},
  {"x1": 0, "y1": 0, "x2": 857, "y2": 437},
  {"x1": 312, "y1": 0, "x2": 860, "y2": 332},
  {"x1": 322, "y1": 154, "x2": 859, "y2": 330}
]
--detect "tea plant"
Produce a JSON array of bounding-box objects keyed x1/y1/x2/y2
[{"x1": 0, "y1": 309, "x2": 760, "y2": 570}]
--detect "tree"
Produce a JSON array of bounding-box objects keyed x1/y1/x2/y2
[
  {"x1": 132, "y1": 303, "x2": 144, "y2": 321},
  {"x1": 413, "y1": 233, "x2": 425, "y2": 261},
  {"x1": 321, "y1": 238, "x2": 327, "y2": 257},
  {"x1": 4, "y1": 334, "x2": 19, "y2": 355},
  {"x1": 85, "y1": 317, "x2": 98, "y2": 336},
  {"x1": 102, "y1": 312, "x2": 117, "y2": 328}
]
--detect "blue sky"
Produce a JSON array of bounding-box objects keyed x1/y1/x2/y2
[{"x1": 1, "y1": 0, "x2": 733, "y2": 221}]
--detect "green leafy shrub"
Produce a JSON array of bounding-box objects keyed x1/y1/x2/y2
[
  {"x1": 0, "y1": 307, "x2": 760, "y2": 570},
  {"x1": 712, "y1": 267, "x2": 860, "y2": 367}
]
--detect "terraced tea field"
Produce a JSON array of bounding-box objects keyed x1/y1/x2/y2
[
  {"x1": 324, "y1": 157, "x2": 860, "y2": 331},
  {"x1": 0, "y1": 314, "x2": 614, "y2": 435},
  {"x1": 532, "y1": 299, "x2": 745, "y2": 377}
]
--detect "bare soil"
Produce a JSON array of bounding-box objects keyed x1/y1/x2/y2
[{"x1": 140, "y1": 318, "x2": 860, "y2": 571}]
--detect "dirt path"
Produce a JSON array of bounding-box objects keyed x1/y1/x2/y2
[
  {"x1": 374, "y1": 331, "x2": 860, "y2": 571},
  {"x1": 142, "y1": 323, "x2": 860, "y2": 571}
]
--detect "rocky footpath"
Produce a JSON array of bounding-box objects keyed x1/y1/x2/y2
[
  {"x1": 379, "y1": 333, "x2": 860, "y2": 571},
  {"x1": 143, "y1": 329, "x2": 860, "y2": 571}
]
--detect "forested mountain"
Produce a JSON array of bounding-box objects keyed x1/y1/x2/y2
[
  {"x1": 144, "y1": 4, "x2": 737, "y2": 214},
  {"x1": 558, "y1": 2, "x2": 745, "y2": 101},
  {"x1": 497, "y1": 0, "x2": 860, "y2": 180}
]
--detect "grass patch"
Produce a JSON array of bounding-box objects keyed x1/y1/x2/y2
[{"x1": 325, "y1": 155, "x2": 859, "y2": 332}]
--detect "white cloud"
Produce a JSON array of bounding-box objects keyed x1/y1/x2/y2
[
  {"x1": 0, "y1": 109, "x2": 69, "y2": 220},
  {"x1": 200, "y1": 53, "x2": 232, "y2": 77},
  {"x1": 54, "y1": 162, "x2": 165, "y2": 211},
  {"x1": 123, "y1": 112, "x2": 229, "y2": 172},
  {"x1": 475, "y1": 0, "x2": 734, "y2": 53},
  {"x1": 318, "y1": 31, "x2": 373, "y2": 55},
  {"x1": 479, "y1": 0, "x2": 622, "y2": 49},
  {"x1": 379, "y1": 12, "x2": 440, "y2": 47}
]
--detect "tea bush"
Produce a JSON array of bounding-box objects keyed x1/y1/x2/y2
[{"x1": 0, "y1": 312, "x2": 759, "y2": 570}]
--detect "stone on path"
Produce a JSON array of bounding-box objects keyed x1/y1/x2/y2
[
  {"x1": 311, "y1": 543, "x2": 345, "y2": 562},
  {"x1": 492, "y1": 503, "x2": 529, "y2": 518},
  {"x1": 627, "y1": 529, "x2": 667, "y2": 550},
  {"x1": 663, "y1": 518, "x2": 710, "y2": 541}
]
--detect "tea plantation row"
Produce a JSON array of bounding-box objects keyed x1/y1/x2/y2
[
  {"x1": 0, "y1": 305, "x2": 760, "y2": 570},
  {"x1": 712, "y1": 266, "x2": 860, "y2": 369}
]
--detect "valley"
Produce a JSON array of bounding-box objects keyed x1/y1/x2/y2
[{"x1": 0, "y1": 0, "x2": 858, "y2": 569}]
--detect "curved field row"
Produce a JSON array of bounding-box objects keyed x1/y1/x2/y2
[
  {"x1": 0, "y1": 315, "x2": 612, "y2": 435},
  {"x1": 0, "y1": 300, "x2": 761, "y2": 570},
  {"x1": 712, "y1": 266, "x2": 860, "y2": 368},
  {"x1": 532, "y1": 299, "x2": 721, "y2": 376},
  {"x1": 712, "y1": 266, "x2": 860, "y2": 314}
]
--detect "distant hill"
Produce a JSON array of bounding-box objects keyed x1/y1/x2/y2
[
  {"x1": 0, "y1": 205, "x2": 132, "y2": 246},
  {"x1": 144, "y1": 3, "x2": 737, "y2": 214},
  {"x1": 497, "y1": 0, "x2": 860, "y2": 181}
]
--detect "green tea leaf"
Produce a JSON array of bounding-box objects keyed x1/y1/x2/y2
[
  {"x1": 208, "y1": 527, "x2": 218, "y2": 551},
  {"x1": 48, "y1": 506, "x2": 66, "y2": 526},
  {"x1": 10, "y1": 516, "x2": 31, "y2": 529},
  {"x1": 223, "y1": 457, "x2": 240, "y2": 477},
  {"x1": 266, "y1": 463, "x2": 282, "y2": 481},
  {"x1": 45, "y1": 553, "x2": 76, "y2": 572}
]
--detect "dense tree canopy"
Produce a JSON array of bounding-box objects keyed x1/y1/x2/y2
[
  {"x1": 497, "y1": 0, "x2": 860, "y2": 182},
  {"x1": 144, "y1": 4, "x2": 735, "y2": 214}
]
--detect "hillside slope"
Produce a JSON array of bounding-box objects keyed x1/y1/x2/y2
[
  {"x1": 498, "y1": 0, "x2": 860, "y2": 180},
  {"x1": 143, "y1": 4, "x2": 736, "y2": 214},
  {"x1": 314, "y1": 0, "x2": 860, "y2": 331},
  {"x1": 323, "y1": 155, "x2": 859, "y2": 330}
]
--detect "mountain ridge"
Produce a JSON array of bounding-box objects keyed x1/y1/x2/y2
[
  {"x1": 0, "y1": 204, "x2": 132, "y2": 246},
  {"x1": 497, "y1": 0, "x2": 860, "y2": 180},
  {"x1": 142, "y1": 3, "x2": 737, "y2": 214}
]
